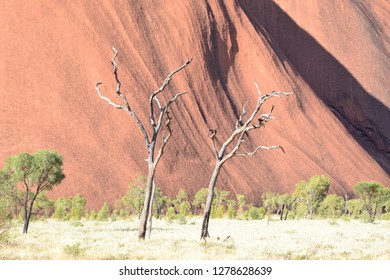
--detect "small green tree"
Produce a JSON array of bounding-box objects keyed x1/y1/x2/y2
[
  {"x1": 227, "y1": 199, "x2": 237, "y2": 219},
  {"x1": 0, "y1": 150, "x2": 65, "y2": 233},
  {"x1": 89, "y1": 210, "x2": 97, "y2": 220},
  {"x1": 53, "y1": 197, "x2": 72, "y2": 221},
  {"x1": 262, "y1": 192, "x2": 280, "y2": 215},
  {"x1": 97, "y1": 202, "x2": 110, "y2": 221},
  {"x1": 0, "y1": 177, "x2": 14, "y2": 242},
  {"x1": 294, "y1": 175, "x2": 330, "y2": 219},
  {"x1": 193, "y1": 188, "x2": 208, "y2": 214},
  {"x1": 210, "y1": 188, "x2": 230, "y2": 218},
  {"x1": 319, "y1": 194, "x2": 344, "y2": 218},
  {"x1": 166, "y1": 207, "x2": 176, "y2": 220},
  {"x1": 346, "y1": 198, "x2": 363, "y2": 218},
  {"x1": 70, "y1": 194, "x2": 86, "y2": 220},
  {"x1": 354, "y1": 181, "x2": 390, "y2": 223},
  {"x1": 173, "y1": 189, "x2": 191, "y2": 213},
  {"x1": 277, "y1": 193, "x2": 298, "y2": 220},
  {"x1": 32, "y1": 192, "x2": 54, "y2": 219},
  {"x1": 114, "y1": 177, "x2": 146, "y2": 218},
  {"x1": 236, "y1": 194, "x2": 248, "y2": 217},
  {"x1": 248, "y1": 206, "x2": 261, "y2": 220},
  {"x1": 179, "y1": 201, "x2": 191, "y2": 217},
  {"x1": 127, "y1": 177, "x2": 146, "y2": 218},
  {"x1": 152, "y1": 187, "x2": 169, "y2": 218}
]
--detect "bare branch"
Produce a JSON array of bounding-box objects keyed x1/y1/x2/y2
[
  {"x1": 150, "y1": 59, "x2": 192, "y2": 128},
  {"x1": 211, "y1": 85, "x2": 291, "y2": 164},
  {"x1": 111, "y1": 46, "x2": 121, "y2": 95},
  {"x1": 154, "y1": 110, "x2": 173, "y2": 165},
  {"x1": 254, "y1": 81, "x2": 262, "y2": 99},
  {"x1": 235, "y1": 145, "x2": 285, "y2": 157},
  {"x1": 105, "y1": 47, "x2": 150, "y2": 145},
  {"x1": 154, "y1": 96, "x2": 163, "y2": 110},
  {"x1": 153, "y1": 59, "x2": 193, "y2": 97},
  {"x1": 95, "y1": 82, "x2": 124, "y2": 110},
  {"x1": 236, "y1": 101, "x2": 249, "y2": 129},
  {"x1": 261, "y1": 91, "x2": 293, "y2": 104},
  {"x1": 208, "y1": 128, "x2": 218, "y2": 160},
  {"x1": 208, "y1": 128, "x2": 217, "y2": 139},
  {"x1": 166, "y1": 91, "x2": 188, "y2": 108}
]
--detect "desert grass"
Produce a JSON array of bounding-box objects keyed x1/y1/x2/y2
[{"x1": 1, "y1": 217, "x2": 389, "y2": 260}]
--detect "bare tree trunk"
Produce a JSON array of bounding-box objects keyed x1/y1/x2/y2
[
  {"x1": 284, "y1": 208, "x2": 289, "y2": 220},
  {"x1": 201, "y1": 163, "x2": 222, "y2": 239},
  {"x1": 344, "y1": 194, "x2": 348, "y2": 215},
  {"x1": 139, "y1": 163, "x2": 156, "y2": 240},
  {"x1": 284, "y1": 197, "x2": 297, "y2": 220},
  {"x1": 23, "y1": 198, "x2": 36, "y2": 234},
  {"x1": 147, "y1": 180, "x2": 156, "y2": 239},
  {"x1": 23, "y1": 209, "x2": 30, "y2": 234},
  {"x1": 279, "y1": 204, "x2": 285, "y2": 221}
]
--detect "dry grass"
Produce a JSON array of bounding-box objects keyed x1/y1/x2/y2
[{"x1": 1, "y1": 217, "x2": 389, "y2": 260}]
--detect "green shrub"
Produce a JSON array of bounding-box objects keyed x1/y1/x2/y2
[
  {"x1": 70, "y1": 194, "x2": 86, "y2": 220},
  {"x1": 97, "y1": 203, "x2": 110, "y2": 221},
  {"x1": 32, "y1": 192, "x2": 55, "y2": 219},
  {"x1": 118, "y1": 209, "x2": 127, "y2": 220},
  {"x1": 294, "y1": 175, "x2": 330, "y2": 219},
  {"x1": 53, "y1": 197, "x2": 72, "y2": 221},
  {"x1": 346, "y1": 199, "x2": 363, "y2": 218},
  {"x1": 0, "y1": 176, "x2": 14, "y2": 242},
  {"x1": 354, "y1": 181, "x2": 390, "y2": 223},
  {"x1": 0, "y1": 198, "x2": 12, "y2": 243},
  {"x1": 248, "y1": 206, "x2": 261, "y2": 220},
  {"x1": 70, "y1": 220, "x2": 84, "y2": 227},
  {"x1": 211, "y1": 205, "x2": 225, "y2": 219},
  {"x1": 153, "y1": 187, "x2": 170, "y2": 219},
  {"x1": 242, "y1": 210, "x2": 249, "y2": 220},
  {"x1": 236, "y1": 194, "x2": 247, "y2": 215},
  {"x1": 179, "y1": 201, "x2": 191, "y2": 217},
  {"x1": 227, "y1": 200, "x2": 237, "y2": 219},
  {"x1": 257, "y1": 207, "x2": 265, "y2": 219},
  {"x1": 89, "y1": 210, "x2": 97, "y2": 220},
  {"x1": 63, "y1": 242, "x2": 85, "y2": 258},
  {"x1": 193, "y1": 188, "x2": 208, "y2": 214},
  {"x1": 380, "y1": 212, "x2": 390, "y2": 220},
  {"x1": 114, "y1": 176, "x2": 146, "y2": 218},
  {"x1": 295, "y1": 203, "x2": 307, "y2": 219},
  {"x1": 178, "y1": 215, "x2": 187, "y2": 225},
  {"x1": 173, "y1": 189, "x2": 190, "y2": 213},
  {"x1": 166, "y1": 207, "x2": 176, "y2": 220},
  {"x1": 262, "y1": 192, "x2": 280, "y2": 215},
  {"x1": 319, "y1": 194, "x2": 344, "y2": 218}
]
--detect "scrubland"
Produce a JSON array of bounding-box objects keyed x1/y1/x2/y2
[{"x1": 1, "y1": 217, "x2": 389, "y2": 260}]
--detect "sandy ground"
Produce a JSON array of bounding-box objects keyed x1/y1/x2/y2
[{"x1": 1, "y1": 217, "x2": 390, "y2": 260}]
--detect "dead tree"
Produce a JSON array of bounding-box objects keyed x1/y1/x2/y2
[
  {"x1": 200, "y1": 83, "x2": 291, "y2": 239},
  {"x1": 96, "y1": 47, "x2": 191, "y2": 240}
]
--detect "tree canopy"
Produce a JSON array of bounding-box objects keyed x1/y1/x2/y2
[
  {"x1": 354, "y1": 181, "x2": 390, "y2": 223},
  {"x1": 0, "y1": 150, "x2": 65, "y2": 233},
  {"x1": 294, "y1": 175, "x2": 330, "y2": 219}
]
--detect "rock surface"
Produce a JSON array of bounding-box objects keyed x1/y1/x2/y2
[{"x1": 1, "y1": 0, "x2": 389, "y2": 208}]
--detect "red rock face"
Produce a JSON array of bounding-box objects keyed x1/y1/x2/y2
[{"x1": 1, "y1": 0, "x2": 389, "y2": 209}]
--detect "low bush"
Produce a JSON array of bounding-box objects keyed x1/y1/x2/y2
[
  {"x1": 63, "y1": 242, "x2": 86, "y2": 258},
  {"x1": 97, "y1": 203, "x2": 110, "y2": 221}
]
